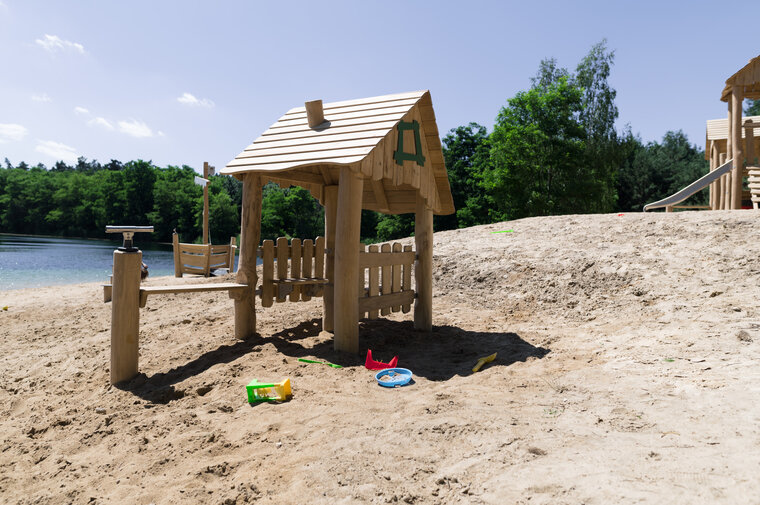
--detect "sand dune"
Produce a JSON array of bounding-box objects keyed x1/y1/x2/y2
[{"x1": 1, "y1": 210, "x2": 759, "y2": 504}]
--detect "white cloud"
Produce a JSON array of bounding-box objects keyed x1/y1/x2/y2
[
  {"x1": 88, "y1": 117, "x2": 114, "y2": 130},
  {"x1": 31, "y1": 93, "x2": 52, "y2": 103},
  {"x1": 118, "y1": 119, "x2": 154, "y2": 138},
  {"x1": 0, "y1": 123, "x2": 28, "y2": 143},
  {"x1": 177, "y1": 92, "x2": 214, "y2": 108},
  {"x1": 74, "y1": 106, "x2": 90, "y2": 115},
  {"x1": 35, "y1": 140, "x2": 78, "y2": 163},
  {"x1": 35, "y1": 34, "x2": 85, "y2": 55}
]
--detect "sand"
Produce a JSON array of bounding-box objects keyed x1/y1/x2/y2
[{"x1": 1, "y1": 211, "x2": 759, "y2": 504}]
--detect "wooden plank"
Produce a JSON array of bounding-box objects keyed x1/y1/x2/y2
[
  {"x1": 262, "y1": 240, "x2": 274, "y2": 308},
  {"x1": 244, "y1": 131, "x2": 388, "y2": 151},
  {"x1": 178, "y1": 243, "x2": 215, "y2": 253},
  {"x1": 359, "y1": 290, "x2": 415, "y2": 314},
  {"x1": 274, "y1": 104, "x2": 417, "y2": 128},
  {"x1": 180, "y1": 253, "x2": 211, "y2": 269},
  {"x1": 260, "y1": 113, "x2": 406, "y2": 137},
  {"x1": 271, "y1": 278, "x2": 329, "y2": 285},
  {"x1": 141, "y1": 282, "x2": 249, "y2": 296},
  {"x1": 290, "y1": 238, "x2": 301, "y2": 302},
  {"x1": 284, "y1": 96, "x2": 421, "y2": 119},
  {"x1": 368, "y1": 244, "x2": 379, "y2": 319},
  {"x1": 240, "y1": 138, "x2": 381, "y2": 160},
  {"x1": 225, "y1": 156, "x2": 366, "y2": 174},
  {"x1": 360, "y1": 149, "x2": 374, "y2": 178},
  {"x1": 315, "y1": 236, "x2": 325, "y2": 279},
  {"x1": 402, "y1": 245, "x2": 412, "y2": 313},
  {"x1": 371, "y1": 179, "x2": 390, "y2": 213},
  {"x1": 359, "y1": 250, "x2": 416, "y2": 268},
  {"x1": 358, "y1": 243, "x2": 366, "y2": 320},
  {"x1": 276, "y1": 237, "x2": 289, "y2": 303},
  {"x1": 283, "y1": 91, "x2": 425, "y2": 116},
  {"x1": 229, "y1": 146, "x2": 373, "y2": 165},
  {"x1": 380, "y1": 243, "x2": 391, "y2": 316},
  {"x1": 249, "y1": 122, "x2": 399, "y2": 145},
  {"x1": 391, "y1": 242, "x2": 402, "y2": 312},
  {"x1": 302, "y1": 239, "x2": 313, "y2": 302}
]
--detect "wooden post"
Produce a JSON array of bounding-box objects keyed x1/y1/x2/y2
[
  {"x1": 228, "y1": 236, "x2": 237, "y2": 272},
  {"x1": 333, "y1": 169, "x2": 363, "y2": 353},
  {"x1": 323, "y1": 185, "x2": 338, "y2": 332},
  {"x1": 110, "y1": 249, "x2": 142, "y2": 384},
  {"x1": 172, "y1": 231, "x2": 182, "y2": 277},
  {"x1": 305, "y1": 100, "x2": 325, "y2": 128},
  {"x1": 234, "y1": 174, "x2": 262, "y2": 340},
  {"x1": 203, "y1": 162, "x2": 210, "y2": 244},
  {"x1": 719, "y1": 153, "x2": 727, "y2": 210},
  {"x1": 414, "y1": 194, "x2": 433, "y2": 331},
  {"x1": 731, "y1": 86, "x2": 744, "y2": 209},
  {"x1": 745, "y1": 120, "x2": 756, "y2": 166},
  {"x1": 709, "y1": 141, "x2": 716, "y2": 210}
]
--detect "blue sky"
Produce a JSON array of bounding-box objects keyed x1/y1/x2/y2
[{"x1": 0, "y1": 0, "x2": 758, "y2": 172}]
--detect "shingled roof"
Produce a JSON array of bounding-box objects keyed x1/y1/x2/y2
[{"x1": 221, "y1": 90, "x2": 454, "y2": 215}]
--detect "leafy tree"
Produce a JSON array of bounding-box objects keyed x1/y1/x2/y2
[
  {"x1": 437, "y1": 122, "x2": 491, "y2": 230},
  {"x1": 376, "y1": 213, "x2": 414, "y2": 241},
  {"x1": 616, "y1": 130, "x2": 708, "y2": 211},
  {"x1": 746, "y1": 99, "x2": 760, "y2": 116},
  {"x1": 122, "y1": 160, "x2": 156, "y2": 225},
  {"x1": 485, "y1": 76, "x2": 588, "y2": 220}
]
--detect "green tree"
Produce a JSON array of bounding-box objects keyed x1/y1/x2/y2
[
  {"x1": 485, "y1": 76, "x2": 588, "y2": 219},
  {"x1": 437, "y1": 122, "x2": 492, "y2": 230},
  {"x1": 746, "y1": 99, "x2": 760, "y2": 116}
]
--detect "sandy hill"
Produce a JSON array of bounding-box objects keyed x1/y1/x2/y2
[{"x1": 1, "y1": 211, "x2": 759, "y2": 504}]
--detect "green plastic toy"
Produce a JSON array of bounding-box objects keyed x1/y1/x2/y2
[
  {"x1": 297, "y1": 358, "x2": 342, "y2": 368},
  {"x1": 246, "y1": 378, "x2": 292, "y2": 403}
]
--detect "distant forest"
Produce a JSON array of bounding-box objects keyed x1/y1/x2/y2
[{"x1": 3, "y1": 41, "x2": 754, "y2": 244}]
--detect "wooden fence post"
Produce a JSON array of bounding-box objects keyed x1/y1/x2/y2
[
  {"x1": 323, "y1": 185, "x2": 338, "y2": 332},
  {"x1": 172, "y1": 232, "x2": 182, "y2": 277},
  {"x1": 110, "y1": 249, "x2": 142, "y2": 384}
]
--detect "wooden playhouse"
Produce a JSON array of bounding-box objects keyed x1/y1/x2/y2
[{"x1": 221, "y1": 90, "x2": 455, "y2": 353}]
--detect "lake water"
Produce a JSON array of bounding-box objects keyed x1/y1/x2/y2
[{"x1": 0, "y1": 234, "x2": 176, "y2": 290}]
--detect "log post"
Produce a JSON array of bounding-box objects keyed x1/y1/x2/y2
[
  {"x1": 305, "y1": 100, "x2": 325, "y2": 128},
  {"x1": 414, "y1": 194, "x2": 433, "y2": 331},
  {"x1": 234, "y1": 174, "x2": 262, "y2": 340},
  {"x1": 322, "y1": 185, "x2": 338, "y2": 332},
  {"x1": 203, "y1": 162, "x2": 210, "y2": 244},
  {"x1": 110, "y1": 249, "x2": 142, "y2": 384},
  {"x1": 333, "y1": 169, "x2": 363, "y2": 353},
  {"x1": 719, "y1": 153, "x2": 727, "y2": 210},
  {"x1": 172, "y1": 231, "x2": 182, "y2": 277},
  {"x1": 709, "y1": 141, "x2": 717, "y2": 210},
  {"x1": 731, "y1": 87, "x2": 744, "y2": 209},
  {"x1": 745, "y1": 119, "x2": 756, "y2": 166}
]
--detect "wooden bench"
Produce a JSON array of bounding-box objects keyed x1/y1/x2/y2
[{"x1": 173, "y1": 233, "x2": 237, "y2": 277}]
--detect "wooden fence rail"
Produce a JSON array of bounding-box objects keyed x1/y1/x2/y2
[
  {"x1": 258, "y1": 236, "x2": 326, "y2": 307},
  {"x1": 358, "y1": 242, "x2": 415, "y2": 319}
]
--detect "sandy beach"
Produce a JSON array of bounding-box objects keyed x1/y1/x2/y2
[{"x1": 1, "y1": 210, "x2": 759, "y2": 504}]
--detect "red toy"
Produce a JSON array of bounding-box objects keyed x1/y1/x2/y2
[{"x1": 365, "y1": 349, "x2": 398, "y2": 370}]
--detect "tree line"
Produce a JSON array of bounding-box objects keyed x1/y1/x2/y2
[{"x1": 2, "y1": 41, "x2": 748, "y2": 244}]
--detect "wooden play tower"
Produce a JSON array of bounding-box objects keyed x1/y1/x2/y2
[{"x1": 221, "y1": 90, "x2": 454, "y2": 353}]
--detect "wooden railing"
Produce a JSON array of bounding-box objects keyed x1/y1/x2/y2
[
  {"x1": 258, "y1": 237, "x2": 327, "y2": 307},
  {"x1": 173, "y1": 233, "x2": 237, "y2": 277},
  {"x1": 358, "y1": 242, "x2": 415, "y2": 319}
]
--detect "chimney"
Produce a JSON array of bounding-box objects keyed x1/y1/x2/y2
[{"x1": 305, "y1": 99, "x2": 325, "y2": 128}]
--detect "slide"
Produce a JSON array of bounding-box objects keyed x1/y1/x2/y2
[{"x1": 643, "y1": 159, "x2": 733, "y2": 211}]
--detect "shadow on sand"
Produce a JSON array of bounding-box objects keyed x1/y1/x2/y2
[{"x1": 117, "y1": 318, "x2": 549, "y2": 403}]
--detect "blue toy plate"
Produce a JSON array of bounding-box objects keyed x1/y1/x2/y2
[{"x1": 375, "y1": 367, "x2": 413, "y2": 387}]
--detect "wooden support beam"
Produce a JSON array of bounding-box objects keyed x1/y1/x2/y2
[
  {"x1": 110, "y1": 249, "x2": 142, "y2": 384},
  {"x1": 323, "y1": 185, "x2": 338, "y2": 332},
  {"x1": 203, "y1": 162, "x2": 210, "y2": 244},
  {"x1": 234, "y1": 174, "x2": 262, "y2": 340},
  {"x1": 371, "y1": 179, "x2": 390, "y2": 213},
  {"x1": 333, "y1": 168, "x2": 363, "y2": 353},
  {"x1": 719, "y1": 153, "x2": 727, "y2": 210},
  {"x1": 414, "y1": 194, "x2": 433, "y2": 331},
  {"x1": 731, "y1": 85, "x2": 744, "y2": 209},
  {"x1": 745, "y1": 119, "x2": 757, "y2": 166},
  {"x1": 172, "y1": 231, "x2": 182, "y2": 277}
]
